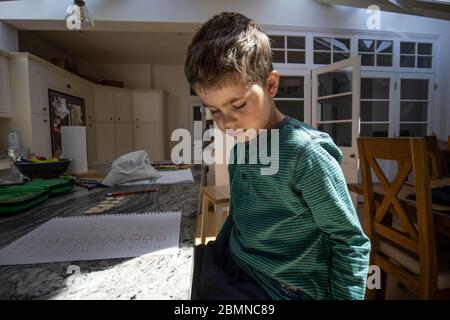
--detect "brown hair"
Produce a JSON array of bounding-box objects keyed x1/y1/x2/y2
[{"x1": 185, "y1": 12, "x2": 273, "y2": 92}]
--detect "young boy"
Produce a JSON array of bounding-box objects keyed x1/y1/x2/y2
[{"x1": 186, "y1": 12, "x2": 370, "y2": 300}]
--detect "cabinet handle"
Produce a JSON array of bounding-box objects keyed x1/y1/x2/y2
[
  {"x1": 67, "y1": 84, "x2": 71, "y2": 89},
  {"x1": 88, "y1": 115, "x2": 92, "y2": 118},
  {"x1": 44, "y1": 119, "x2": 48, "y2": 123},
  {"x1": 350, "y1": 154, "x2": 356, "y2": 158},
  {"x1": 136, "y1": 125, "x2": 139, "y2": 128},
  {"x1": 110, "y1": 117, "x2": 113, "y2": 120},
  {"x1": 118, "y1": 117, "x2": 121, "y2": 121},
  {"x1": 42, "y1": 107, "x2": 47, "y2": 111},
  {"x1": 136, "y1": 118, "x2": 139, "y2": 121}
]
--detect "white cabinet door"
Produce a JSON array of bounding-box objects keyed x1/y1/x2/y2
[
  {"x1": 31, "y1": 114, "x2": 52, "y2": 158},
  {"x1": 135, "y1": 122, "x2": 165, "y2": 161},
  {"x1": 95, "y1": 122, "x2": 116, "y2": 163},
  {"x1": 115, "y1": 122, "x2": 134, "y2": 157},
  {"x1": 133, "y1": 91, "x2": 163, "y2": 123},
  {"x1": 0, "y1": 56, "x2": 12, "y2": 117},
  {"x1": 94, "y1": 88, "x2": 115, "y2": 122},
  {"x1": 29, "y1": 61, "x2": 48, "y2": 115},
  {"x1": 115, "y1": 91, "x2": 133, "y2": 122}
]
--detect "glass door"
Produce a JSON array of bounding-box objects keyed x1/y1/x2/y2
[
  {"x1": 312, "y1": 56, "x2": 361, "y2": 184},
  {"x1": 275, "y1": 69, "x2": 311, "y2": 124}
]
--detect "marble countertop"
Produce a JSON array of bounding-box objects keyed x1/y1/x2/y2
[{"x1": 0, "y1": 166, "x2": 203, "y2": 300}]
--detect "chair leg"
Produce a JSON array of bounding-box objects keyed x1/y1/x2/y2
[{"x1": 375, "y1": 269, "x2": 388, "y2": 300}]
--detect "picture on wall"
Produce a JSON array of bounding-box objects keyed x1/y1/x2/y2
[{"x1": 48, "y1": 89, "x2": 86, "y2": 155}]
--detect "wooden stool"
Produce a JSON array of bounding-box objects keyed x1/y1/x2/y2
[{"x1": 197, "y1": 185, "x2": 230, "y2": 245}]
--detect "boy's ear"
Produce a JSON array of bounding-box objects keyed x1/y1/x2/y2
[{"x1": 265, "y1": 70, "x2": 279, "y2": 97}]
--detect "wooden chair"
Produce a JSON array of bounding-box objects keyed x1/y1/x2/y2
[
  {"x1": 195, "y1": 185, "x2": 230, "y2": 245},
  {"x1": 425, "y1": 135, "x2": 442, "y2": 179},
  {"x1": 358, "y1": 137, "x2": 450, "y2": 299}
]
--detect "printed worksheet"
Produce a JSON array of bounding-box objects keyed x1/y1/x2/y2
[{"x1": 0, "y1": 211, "x2": 182, "y2": 265}]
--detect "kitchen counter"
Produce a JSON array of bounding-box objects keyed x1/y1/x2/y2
[{"x1": 0, "y1": 166, "x2": 203, "y2": 300}]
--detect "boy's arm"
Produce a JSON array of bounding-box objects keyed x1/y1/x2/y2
[{"x1": 295, "y1": 140, "x2": 371, "y2": 300}]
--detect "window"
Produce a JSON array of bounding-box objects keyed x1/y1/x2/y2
[
  {"x1": 399, "y1": 79, "x2": 429, "y2": 136},
  {"x1": 314, "y1": 37, "x2": 350, "y2": 65},
  {"x1": 274, "y1": 76, "x2": 305, "y2": 121},
  {"x1": 360, "y1": 78, "x2": 390, "y2": 137},
  {"x1": 400, "y1": 42, "x2": 433, "y2": 69},
  {"x1": 269, "y1": 35, "x2": 306, "y2": 64},
  {"x1": 358, "y1": 39, "x2": 393, "y2": 67}
]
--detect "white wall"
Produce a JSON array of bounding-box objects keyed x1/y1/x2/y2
[
  {"x1": 0, "y1": 21, "x2": 18, "y2": 52},
  {"x1": 18, "y1": 31, "x2": 73, "y2": 62}
]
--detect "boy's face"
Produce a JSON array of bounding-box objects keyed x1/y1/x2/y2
[{"x1": 195, "y1": 71, "x2": 281, "y2": 142}]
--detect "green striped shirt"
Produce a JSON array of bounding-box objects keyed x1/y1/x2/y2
[{"x1": 219, "y1": 116, "x2": 370, "y2": 300}]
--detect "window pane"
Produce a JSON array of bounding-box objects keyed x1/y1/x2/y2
[
  {"x1": 361, "y1": 101, "x2": 389, "y2": 122},
  {"x1": 361, "y1": 78, "x2": 390, "y2": 99},
  {"x1": 418, "y1": 56, "x2": 432, "y2": 69},
  {"x1": 360, "y1": 124, "x2": 389, "y2": 137},
  {"x1": 314, "y1": 52, "x2": 331, "y2": 64},
  {"x1": 333, "y1": 38, "x2": 350, "y2": 52},
  {"x1": 400, "y1": 55, "x2": 415, "y2": 68},
  {"x1": 269, "y1": 35, "x2": 284, "y2": 49},
  {"x1": 418, "y1": 43, "x2": 432, "y2": 55},
  {"x1": 333, "y1": 52, "x2": 350, "y2": 62},
  {"x1": 400, "y1": 124, "x2": 427, "y2": 137},
  {"x1": 318, "y1": 122, "x2": 352, "y2": 147},
  {"x1": 314, "y1": 37, "x2": 331, "y2": 50},
  {"x1": 401, "y1": 42, "x2": 416, "y2": 54},
  {"x1": 376, "y1": 54, "x2": 393, "y2": 67},
  {"x1": 359, "y1": 39, "x2": 375, "y2": 52},
  {"x1": 287, "y1": 36, "x2": 305, "y2": 49},
  {"x1": 275, "y1": 100, "x2": 304, "y2": 121},
  {"x1": 276, "y1": 76, "x2": 304, "y2": 98},
  {"x1": 287, "y1": 51, "x2": 305, "y2": 64},
  {"x1": 319, "y1": 95, "x2": 352, "y2": 121},
  {"x1": 318, "y1": 71, "x2": 352, "y2": 96},
  {"x1": 272, "y1": 50, "x2": 285, "y2": 63},
  {"x1": 377, "y1": 40, "x2": 393, "y2": 53},
  {"x1": 361, "y1": 54, "x2": 375, "y2": 66},
  {"x1": 193, "y1": 106, "x2": 202, "y2": 121},
  {"x1": 401, "y1": 79, "x2": 428, "y2": 100},
  {"x1": 400, "y1": 102, "x2": 428, "y2": 121}
]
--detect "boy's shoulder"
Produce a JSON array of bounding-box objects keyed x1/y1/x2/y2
[{"x1": 278, "y1": 117, "x2": 331, "y2": 152}]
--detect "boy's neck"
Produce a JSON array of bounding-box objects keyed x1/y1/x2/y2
[{"x1": 266, "y1": 101, "x2": 285, "y2": 130}]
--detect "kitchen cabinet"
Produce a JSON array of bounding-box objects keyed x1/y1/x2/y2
[
  {"x1": 132, "y1": 90, "x2": 169, "y2": 161},
  {"x1": 0, "y1": 55, "x2": 12, "y2": 117}
]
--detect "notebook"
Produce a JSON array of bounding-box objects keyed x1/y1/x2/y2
[{"x1": 0, "y1": 211, "x2": 182, "y2": 266}]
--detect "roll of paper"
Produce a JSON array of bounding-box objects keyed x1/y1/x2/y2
[{"x1": 61, "y1": 126, "x2": 88, "y2": 174}]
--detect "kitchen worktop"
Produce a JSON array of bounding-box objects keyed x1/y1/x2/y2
[{"x1": 0, "y1": 166, "x2": 203, "y2": 300}]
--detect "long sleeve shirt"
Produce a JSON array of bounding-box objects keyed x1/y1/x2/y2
[{"x1": 218, "y1": 116, "x2": 370, "y2": 300}]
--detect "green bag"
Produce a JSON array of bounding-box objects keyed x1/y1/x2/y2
[{"x1": 0, "y1": 178, "x2": 74, "y2": 214}]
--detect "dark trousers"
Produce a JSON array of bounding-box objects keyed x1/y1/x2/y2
[{"x1": 191, "y1": 233, "x2": 272, "y2": 300}]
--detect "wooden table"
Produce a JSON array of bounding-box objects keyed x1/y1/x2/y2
[{"x1": 348, "y1": 177, "x2": 450, "y2": 237}]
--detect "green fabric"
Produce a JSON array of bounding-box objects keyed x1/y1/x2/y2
[
  {"x1": 27, "y1": 178, "x2": 74, "y2": 195},
  {"x1": 219, "y1": 116, "x2": 370, "y2": 300},
  {"x1": 0, "y1": 178, "x2": 73, "y2": 214},
  {"x1": 0, "y1": 193, "x2": 49, "y2": 214}
]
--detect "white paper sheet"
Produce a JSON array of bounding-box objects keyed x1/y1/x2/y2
[
  {"x1": 0, "y1": 211, "x2": 182, "y2": 266},
  {"x1": 120, "y1": 169, "x2": 194, "y2": 186}
]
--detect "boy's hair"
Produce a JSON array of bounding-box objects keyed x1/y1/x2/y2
[{"x1": 185, "y1": 12, "x2": 273, "y2": 92}]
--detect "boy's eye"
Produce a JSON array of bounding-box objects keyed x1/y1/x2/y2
[{"x1": 232, "y1": 103, "x2": 246, "y2": 110}]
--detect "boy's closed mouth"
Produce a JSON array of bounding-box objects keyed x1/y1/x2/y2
[{"x1": 226, "y1": 129, "x2": 245, "y2": 137}]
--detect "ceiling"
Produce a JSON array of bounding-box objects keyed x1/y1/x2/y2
[
  {"x1": 20, "y1": 30, "x2": 194, "y2": 64},
  {"x1": 314, "y1": 0, "x2": 450, "y2": 20}
]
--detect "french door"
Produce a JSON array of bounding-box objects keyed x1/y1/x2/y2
[{"x1": 311, "y1": 56, "x2": 361, "y2": 184}]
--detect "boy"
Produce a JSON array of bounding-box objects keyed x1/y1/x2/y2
[{"x1": 186, "y1": 12, "x2": 370, "y2": 300}]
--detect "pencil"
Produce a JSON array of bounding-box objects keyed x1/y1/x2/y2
[{"x1": 105, "y1": 188, "x2": 157, "y2": 197}]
